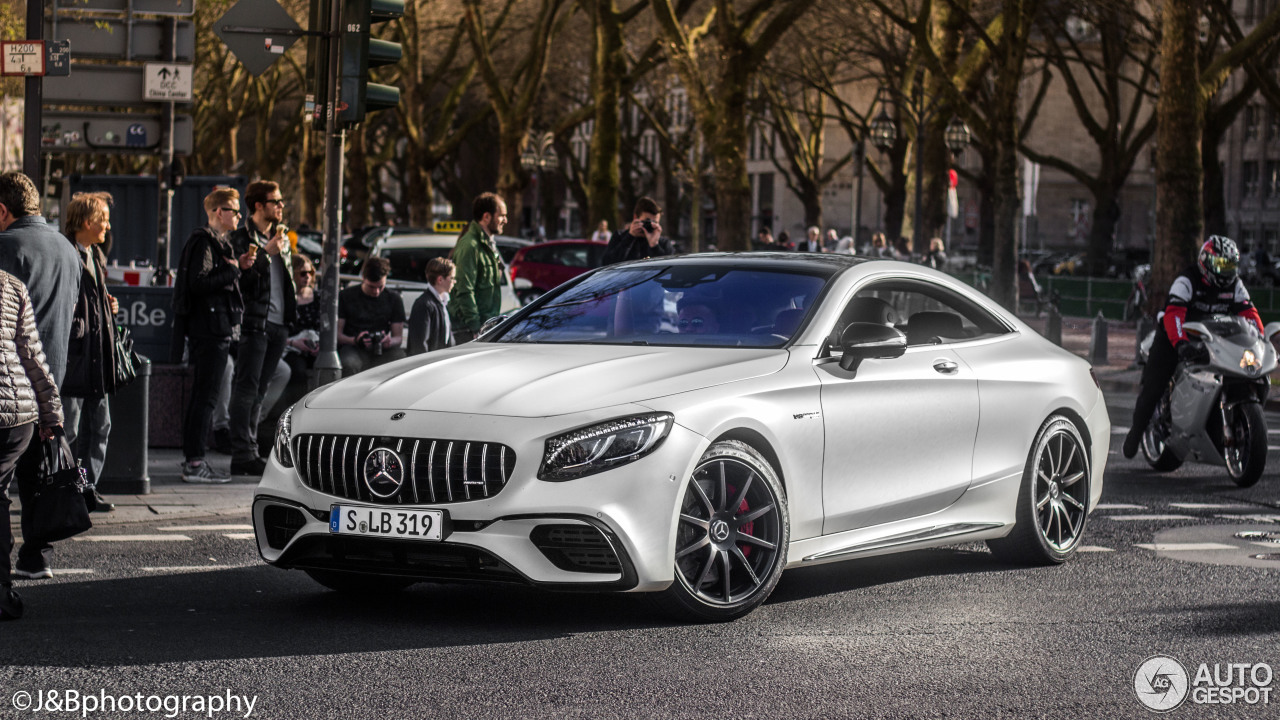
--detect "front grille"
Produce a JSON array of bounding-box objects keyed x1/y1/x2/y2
[
  {"x1": 293, "y1": 434, "x2": 516, "y2": 505},
  {"x1": 531, "y1": 524, "x2": 622, "y2": 574},
  {"x1": 278, "y1": 535, "x2": 524, "y2": 584},
  {"x1": 262, "y1": 504, "x2": 307, "y2": 550}
]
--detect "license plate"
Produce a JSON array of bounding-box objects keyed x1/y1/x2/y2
[{"x1": 329, "y1": 505, "x2": 445, "y2": 541}]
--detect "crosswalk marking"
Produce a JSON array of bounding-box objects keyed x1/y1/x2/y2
[
  {"x1": 72, "y1": 534, "x2": 192, "y2": 542},
  {"x1": 1104, "y1": 514, "x2": 1195, "y2": 521},
  {"x1": 141, "y1": 566, "x2": 234, "y2": 572},
  {"x1": 54, "y1": 569, "x2": 94, "y2": 575},
  {"x1": 1214, "y1": 514, "x2": 1280, "y2": 523},
  {"x1": 1078, "y1": 545, "x2": 1115, "y2": 552},
  {"x1": 160, "y1": 525, "x2": 254, "y2": 531},
  {"x1": 1096, "y1": 503, "x2": 1147, "y2": 510},
  {"x1": 223, "y1": 533, "x2": 256, "y2": 540},
  {"x1": 1136, "y1": 543, "x2": 1239, "y2": 551}
]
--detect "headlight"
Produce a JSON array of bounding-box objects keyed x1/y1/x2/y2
[
  {"x1": 274, "y1": 404, "x2": 295, "y2": 468},
  {"x1": 539, "y1": 413, "x2": 674, "y2": 481}
]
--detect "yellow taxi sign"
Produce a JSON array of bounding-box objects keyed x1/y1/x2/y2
[{"x1": 433, "y1": 220, "x2": 469, "y2": 234}]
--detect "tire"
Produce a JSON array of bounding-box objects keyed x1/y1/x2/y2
[
  {"x1": 304, "y1": 569, "x2": 416, "y2": 594},
  {"x1": 987, "y1": 415, "x2": 1090, "y2": 565},
  {"x1": 1225, "y1": 402, "x2": 1267, "y2": 488},
  {"x1": 655, "y1": 439, "x2": 789, "y2": 622},
  {"x1": 1141, "y1": 402, "x2": 1183, "y2": 472}
]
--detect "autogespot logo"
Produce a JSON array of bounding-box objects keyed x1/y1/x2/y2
[{"x1": 1135, "y1": 655, "x2": 1190, "y2": 712}]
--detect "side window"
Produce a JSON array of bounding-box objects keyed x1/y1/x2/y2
[
  {"x1": 828, "y1": 279, "x2": 1009, "y2": 349},
  {"x1": 524, "y1": 246, "x2": 554, "y2": 264}
]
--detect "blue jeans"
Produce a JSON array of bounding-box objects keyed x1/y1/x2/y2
[{"x1": 63, "y1": 396, "x2": 111, "y2": 487}]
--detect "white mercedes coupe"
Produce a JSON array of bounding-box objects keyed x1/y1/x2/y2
[{"x1": 253, "y1": 254, "x2": 1109, "y2": 621}]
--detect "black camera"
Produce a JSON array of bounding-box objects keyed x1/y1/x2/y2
[
  {"x1": 366, "y1": 330, "x2": 386, "y2": 356},
  {"x1": 640, "y1": 219, "x2": 655, "y2": 233}
]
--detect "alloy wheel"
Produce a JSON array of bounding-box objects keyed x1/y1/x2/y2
[{"x1": 1034, "y1": 427, "x2": 1088, "y2": 552}]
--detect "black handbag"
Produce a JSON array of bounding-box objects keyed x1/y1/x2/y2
[
  {"x1": 26, "y1": 435, "x2": 92, "y2": 543},
  {"x1": 113, "y1": 323, "x2": 143, "y2": 389}
]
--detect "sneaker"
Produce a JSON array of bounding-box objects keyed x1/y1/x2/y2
[
  {"x1": 85, "y1": 487, "x2": 115, "y2": 513},
  {"x1": 230, "y1": 456, "x2": 268, "y2": 477},
  {"x1": 1122, "y1": 427, "x2": 1142, "y2": 459},
  {"x1": 181, "y1": 460, "x2": 231, "y2": 484},
  {"x1": 12, "y1": 561, "x2": 52, "y2": 580},
  {"x1": 211, "y1": 428, "x2": 233, "y2": 455}
]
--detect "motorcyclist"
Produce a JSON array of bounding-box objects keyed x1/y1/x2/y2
[{"x1": 1123, "y1": 235, "x2": 1264, "y2": 458}]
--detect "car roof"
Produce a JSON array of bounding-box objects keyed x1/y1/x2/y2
[
  {"x1": 373, "y1": 233, "x2": 458, "y2": 251},
  {"x1": 614, "y1": 251, "x2": 869, "y2": 276}
]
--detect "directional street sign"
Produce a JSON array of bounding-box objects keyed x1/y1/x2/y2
[
  {"x1": 1, "y1": 41, "x2": 45, "y2": 76},
  {"x1": 44, "y1": 64, "x2": 147, "y2": 106},
  {"x1": 214, "y1": 0, "x2": 304, "y2": 77},
  {"x1": 54, "y1": 0, "x2": 195, "y2": 16},
  {"x1": 143, "y1": 62, "x2": 193, "y2": 102},
  {"x1": 45, "y1": 18, "x2": 195, "y2": 62},
  {"x1": 41, "y1": 111, "x2": 193, "y2": 154}
]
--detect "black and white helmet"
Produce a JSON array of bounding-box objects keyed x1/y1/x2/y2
[{"x1": 1197, "y1": 235, "x2": 1240, "y2": 288}]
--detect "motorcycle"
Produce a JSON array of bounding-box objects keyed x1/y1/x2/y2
[{"x1": 1137, "y1": 315, "x2": 1278, "y2": 487}]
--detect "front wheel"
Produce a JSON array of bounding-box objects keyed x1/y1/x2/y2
[
  {"x1": 1225, "y1": 402, "x2": 1267, "y2": 488},
  {"x1": 1141, "y1": 401, "x2": 1182, "y2": 472},
  {"x1": 656, "y1": 440, "x2": 789, "y2": 622},
  {"x1": 987, "y1": 415, "x2": 1090, "y2": 565}
]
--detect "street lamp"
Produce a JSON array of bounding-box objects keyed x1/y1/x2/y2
[{"x1": 520, "y1": 131, "x2": 557, "y2": 239}]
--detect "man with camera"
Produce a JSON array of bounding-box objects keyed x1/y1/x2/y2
[
  {"x1": 602, "y1": 197, "x2": 673, "y2": 265},
  {"x1": 227, "y1": 180, "x2": 295, "y2": 476},
  {"x1": 337, "y1": 257, "x2": 405, "y2": 376}
]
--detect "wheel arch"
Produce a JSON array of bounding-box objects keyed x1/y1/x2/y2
[
  {"x1": 709, "y1": 427, "x2": 786, "y2": 493},
  {"x1": 1048, "y1": 406, "x2": 1092, "y2": 459}
]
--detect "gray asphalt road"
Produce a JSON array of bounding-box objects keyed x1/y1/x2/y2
[{"x1": 2, "y1": 390, "x2": 1278, "y2": 720}]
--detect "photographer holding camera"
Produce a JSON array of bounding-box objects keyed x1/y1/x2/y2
[
  {"x1": 337, "y1": 257, "x2": 405, "y2": 377},
  {"x1": 602, "y1": 197, "x2": 673, "y2": 266}
]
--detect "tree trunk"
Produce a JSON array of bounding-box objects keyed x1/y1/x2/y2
[
  {"x1": 1152, "y1": 0, "x2": 1204, "y2": 310},
  {"x1": 1087, "y1": 193, "x2": 1121, "y2": 275},
  {"x1": 1202, "y1": 125, "x2": 1227, "y2": 236},
  {"x1": 587, "y1": 0, "x2": 624, "y2": 229},
  {"x1": 706, "y1": 63, "x2": 753, "y2": 251},
  {"x1": 991, "y1": 136, "x2": 1020, "y2": 309},
  {"x1": 406, "y1": 164, "x2": 432, "y2": 227},
  {"x1": 497, "y1": 124, "x2": 527, "y2": 231}
]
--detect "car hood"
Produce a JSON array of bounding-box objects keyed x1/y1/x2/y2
[{"x1": 305, "y1": 343, "x2": 788, "y2": 418}]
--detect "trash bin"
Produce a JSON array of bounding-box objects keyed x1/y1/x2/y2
[{"x1": 99, "y1": 356, "x2": 151, "y2": 495}]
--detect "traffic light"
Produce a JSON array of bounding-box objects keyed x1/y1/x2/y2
[{"x1": 338, "y1": 0, "x2": 404, "y2": 125}]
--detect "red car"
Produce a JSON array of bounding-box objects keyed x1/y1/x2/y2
[{"x1": 509, "y1": 239, "x2": 609, "y2": 303}]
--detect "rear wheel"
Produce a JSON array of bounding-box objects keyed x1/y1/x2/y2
[
  {"x1": 656, "y1": 440, "x2": 788, "y2": 622},
  {"x1": 987, "y1": 415, "x2": 1090, "y2": 565},
  {"x1": 1225, "y1": 402, "x2": 1267, "y2": 488},
  {"x1": 1141, "y1": 399, "x2": 1183, "y2": 471},
  {"x1": 304, "y1": 569, "x2": 416, "y2": 594}
]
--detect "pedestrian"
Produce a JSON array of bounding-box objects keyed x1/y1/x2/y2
[
  {"x1": 754, "y1": 227, "x2": 776, "y2": 250},
  {"x1": 337, "y1": 257, "x2": 405, "y2": 375},
  {"x1": 922, "y1": 237, "x2": 948, "y2": 270},
  {"x1": 407, "y1": 257, "x2": 456, "y2": 355},
  {"x1": 60, "y1": 192, "x2": 120, "y2": 513},
  {"x1": 601, "y1": 196, "x2": 672, "y2": 265},
  {"x1": 869, "y1": 232, "x2": 893, "y2": 258},
  {"x1": 0, "y1": 171, "x2": 80, "y2": 580},
  {"x1": 226, "y1": 181, "x2": 295, "y2": 477},
  {"x1": 824, "y1": 228, "x2": 839, "y2": 251},
  {"x1": 895, "y1": 236, "x2": 914, "y2": 261},
  {"x1": 777, "y1": 230, "x2": 792, "y2": 251},
  {"x1": 798, "y1": 226, "x2": 824, "y2": 253},
  {"x1": 171, "y1": 186, "x2": 250, "y2": 484},
  {"x1": 0, "y1": 269, "x2": 64, "y2": 610},
  {"x1": 279, "y1": 254, "x2": 323, "y2": 410},
  {"x1": 590, "y1": 220, "x2": 610, "y2": 243},
  {"x1": 449, "y1": 192, "x2": 509, "y2": 343}
]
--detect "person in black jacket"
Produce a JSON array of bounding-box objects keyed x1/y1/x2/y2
[
  {"x1": 60, "y1": 192, "x2": 120, "y2": 513},
  {"x1": 171, "y1": 187, "x2": 252, "y2": 484},
  {"x1": 407, "y1": 257, "x2": 456, "y2": 355},
  {"x1": 226, "y1": 181, "x2": 295, "y2": 476},
  {"x1": 601, "y1": 197, "x2": 673, "y2": 265}
]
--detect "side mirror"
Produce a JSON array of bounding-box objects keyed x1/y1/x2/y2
[
  {"x1": 478, "y1": 314, "x2": 509, "y2": 338},
  {"x1": 838, "y1": 322, "x2": 907, "y2": 372}
]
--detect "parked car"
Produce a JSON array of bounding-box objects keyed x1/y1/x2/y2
[
  {"x1": 494, "y1": 235, "x2": 535, "y2": 266},
  {"x1": 508, "y1": 238, "x2": 608, "y2": 303},
  {"x1": 254, "y1": 254, "x2": 1108, "y2": 621}
]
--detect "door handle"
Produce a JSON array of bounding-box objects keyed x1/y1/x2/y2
[{"x1": 933, "y1": 359, "x2": 959, "y2": 374}]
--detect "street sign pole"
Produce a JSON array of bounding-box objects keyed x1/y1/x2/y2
[
  {"x1": 23, "y1": 0, "x2": 42, "y2": 198},
  {"x1": 315, "y1": 0, "x2": 345, "y2": 387},
  {"x1": 156, "y1": 16, "x2": 177, "y2": 286}
]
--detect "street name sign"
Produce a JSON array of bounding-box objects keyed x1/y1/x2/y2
[
  {"x1": 42, "y1": 111, "x2": 193, "y2": 154},
  {"x1": 44, "y1": 64, "x2": 147, "y2": 106},
  {"x1": 54, "y1": 0, "x2": 195, "y2": 16},
  {"x1": 214, "y1": 0, "x2": 304, "y2": 77},
  {"x1": 143, "y1": 62, "x2": 193, "y2": 102},
  {"x1": 45, "y1": 18, "x2": 195, "y2": 62},
  {"x1": 1, "y1": 41, "x2": 45, "y2": 76}
]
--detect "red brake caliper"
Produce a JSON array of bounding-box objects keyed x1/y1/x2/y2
[{"x1": 727, "y1": 484, "x2": 754, "y2": 558}]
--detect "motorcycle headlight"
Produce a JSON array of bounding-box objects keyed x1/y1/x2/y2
[
  {"x1": 539, "y1": 413, "x2": 674, "y2": 481},
  {"x1": 274, "y1": 405, "x2": 295, "y2": 468}
]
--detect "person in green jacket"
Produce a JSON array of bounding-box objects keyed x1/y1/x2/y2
[{"x1": 449, "y1": 192, "x2": 508, "y2": 343}]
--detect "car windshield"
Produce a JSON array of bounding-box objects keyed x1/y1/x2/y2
[{"x1": 493, "y1": 264, "x2": 828, "y2": 347}]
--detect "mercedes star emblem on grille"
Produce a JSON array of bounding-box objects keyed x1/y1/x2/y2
[{"x1": 363, "y1": 447, "x2": 405, "y2": 498}]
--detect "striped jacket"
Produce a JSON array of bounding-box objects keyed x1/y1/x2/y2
[{"x1": 0, "y1": 270, "x2": 62, "y2": 429}]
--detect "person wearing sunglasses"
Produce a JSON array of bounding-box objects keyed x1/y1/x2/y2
[
  {"x1": 170, "y1": 186, "x2": 255, "y2": 483},
  {"x1": 226, "y1": 181, "x2": 295, "y2": 477},
  {"x1": 1123, "y1": 235, "x2": 1263, "y2": 458}
]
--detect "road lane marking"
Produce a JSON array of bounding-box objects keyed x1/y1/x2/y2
[
  {"x1": 1104, "y1": 515, "x2": 1195, "y2": 521},
  {"x1": 1135, "y1": 543, "x2": 1238, "y2": 551},
  {"x1": 160, "y1": 525, "x2": 254, "y2": 531},
  {"x1": 141, "y1": 566, "x2": 233, "y2": 572},
  {"x1": 1096, "y1": 503, "x2": 1147, "y2": 510},
  {"x1": 72, "y1": 535, "x2": 192, "y2": 542},
  {"x1": 53, "y1": 569, "x2": 94, "y2": 575},
  {"x1": 1215, "y1": 514, "x2": 1280, "y2": 523},
  {"x1": 1169, "y1": 503, "x2": 1254, "y2": 509},
  {"x1": 1078, "y1": 546, "x2": 1115, "y2": 552},
  {"x1": 223, "y1": 533, "x2": 256, "y2": 540}
]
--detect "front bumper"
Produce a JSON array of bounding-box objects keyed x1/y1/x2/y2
[{"x1": 252, "y1": 410, "x2": 707, "y2": 592}]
